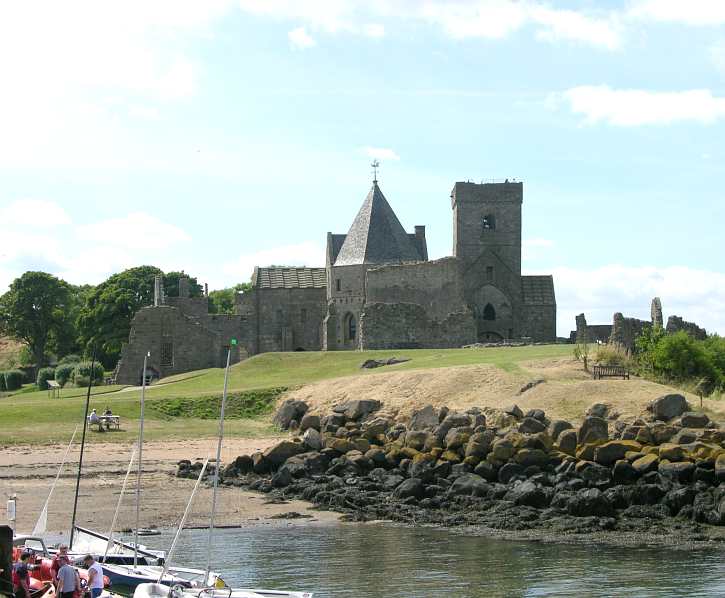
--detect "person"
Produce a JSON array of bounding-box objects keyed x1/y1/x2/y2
[
  {"x1": 103, "y1": 406, "x2": 112, "y2": 416},
  {"x1": 12, "y1": 552, "x2": 31, "y2": 598},
  {"x1": 82, "y1": 555, "x2": 103, "y2": 598},
  {"x1": 51, "y1": 544, "x2": 71, "y2": 586},
  {"x1": 56, "y1": 559, "x2": 79, "y2": 598}
]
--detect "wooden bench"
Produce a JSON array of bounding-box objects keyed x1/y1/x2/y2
[
  {"x1": 87, "y1": 415, "x2": 121, "y2": 430},
  {"x1": 592, "y1": 365, "x2": 630, "y2": 380}
]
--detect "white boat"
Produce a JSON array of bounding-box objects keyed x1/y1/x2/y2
[
  {"x1": 135, "y1": 582, "x2": 313, "y2": 598},
  {"x1": 134, "y1": 346, "x2": 315, "y2": 598}
]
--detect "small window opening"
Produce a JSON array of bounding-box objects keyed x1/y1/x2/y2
[
  {"x1": 482, "y1": 214, "x2": 496, "y2": 231},
  {"x1": 483, "y1": 303, "x2": 496, "y2": 321},
  {"x1": 336, "y1": 279, "x2": 341, "y2": 292},
  {"x1": 486, "y1": 266, "x2": 494, "y2": 282},
  {"x1": 345, "y1": 313, "x2": 357, "y2": 341},
  {"x1": 160, "y1": 342, "x2": 173, "y2": 366},
  {"x1": 300, "y1": 308, "x2": 307, "y2": 323}
]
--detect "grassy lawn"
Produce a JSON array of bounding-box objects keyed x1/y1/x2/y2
[{"x1": 0, "y1": 344, "x2": 572, "y2": 445}]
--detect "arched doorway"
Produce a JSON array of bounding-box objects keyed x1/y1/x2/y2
[
  {"x1": 471, "y1": 285, "x2": 513, "y2": 342},
  {"x1": 344, "y1": 312, "x2": 357, "y2": 343}
]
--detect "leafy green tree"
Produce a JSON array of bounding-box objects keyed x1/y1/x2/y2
[
  {"x1": 208, "y1": 283, "x2": 251, "y2": 314},
  {"x1": 0, "y1": 271, "x2": 72, "y2": 366},
  {"x1": 164, "y1": 271, "x2": 203, "y2": 298},
  {"x1": 77, "y1": 265, "x2": 163, "y2": 367}
]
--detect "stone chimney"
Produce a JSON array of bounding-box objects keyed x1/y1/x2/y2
[{"x1": 154, "y1": 275, "x2": 162, "y2": 306}]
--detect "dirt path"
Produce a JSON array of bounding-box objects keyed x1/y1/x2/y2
[{"x1": 0, "y1": 437, "x2": 338, "y2": 536}]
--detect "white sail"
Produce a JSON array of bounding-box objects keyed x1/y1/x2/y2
[{"x1": 33, "y1": 426, "x2": 78, "y2": 535}]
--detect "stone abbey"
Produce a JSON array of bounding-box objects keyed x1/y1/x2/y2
[{"x1": 115, "y1": 179, "x2": 556, "y2": 384}]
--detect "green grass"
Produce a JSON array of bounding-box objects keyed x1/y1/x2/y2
[{"x1": 0, "y1": 344, "x2": 571, "y2": 445}]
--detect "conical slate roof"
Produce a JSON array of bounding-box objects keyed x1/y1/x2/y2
[{"x1": 334, "y1": 182, "x2": 422, "y2": 266}]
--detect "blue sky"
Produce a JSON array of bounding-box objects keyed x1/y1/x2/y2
[{"x1": 1, "y1": 0, "x2": 724, "y2": 336}]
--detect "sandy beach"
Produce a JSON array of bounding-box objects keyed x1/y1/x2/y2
[{"x1": 0, "y1": 437, "x2": 339, "y2": 537}]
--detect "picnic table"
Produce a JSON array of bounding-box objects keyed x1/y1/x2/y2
[
  {"x1": 87, "y1": 415, "x2": 121, "y2": 430},
  {"x1": 47, "y1": 380, "x2": 61, "y2": 399}
]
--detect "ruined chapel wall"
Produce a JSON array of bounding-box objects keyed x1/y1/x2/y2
[
  {"x1": 519, "y1": 304, "x2": 557, "y2": 342},
  {"x1": 610, "y1": 312, "x2": 648, "y2": 353},
  {"x1": 365, "y1": 257, "x2": 467, "y2": 321},
  {"x1": 359, "y1": 302, "x2": 476, "y2": 350},
  {"x1": 666, "y1": 315, "x2": 707, "y2": 340}
]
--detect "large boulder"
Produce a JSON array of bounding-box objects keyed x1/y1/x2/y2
[
  {"x1": 263, "y1": 440, "x2": 305, "y2": 467},
  {"x1": 393, "y1": 478, "x2": 425, "y2": 500},
  {"x1": 632, "y1": 453, "x2": 659, "y2": 475},
  {"x1": 659, "y1": 461, "x2": 695, "y2": 484},
  {"x1": 650, "y1": 394, "x2": 688, "y2": 421},
  {"x1": 405, "y1": 430, "x2": 431, "y2": 451},
  {"x1": 272, "y1": 400, "x2": 309, "y2": 430},
  {"x1": 680, "y1": 412, "x2": 710, "y2": 428},
  {"x1": 566, "y1": 488, "x2": 613, "y2": 517},
  {"x1": 444, "y1": 426, "x2": 473, "y2": 450},
  {"x1": 409, "y1": 405, "x2": 439, "y2": 430},
  {"x1": 447, "y1": 473, "x2": 490, "y2": 497},
  {"x1": 594, "y1": 440, "x2": 642, "y2": 466},
  {"x1": 514, "y1": 448, "x2": 549, "y2": 468},
  {"x1": 505, "y1": 404, "x2": 524, "y2": 420},
  {"x1": 506, "y1": 481, "x2": 550, "y2": 508},
  {"x1": 436, "y1": 413, "x2": 473, "y2": 443},
  {"x1": 519, "y1": 417, "x2": 546, "y2": 434},
  {"x1": 299, "y1": 413, "x2": 321, "y2": 432},
  {"x1": 578, "y1": 416, "x2": 609, "y2": 444},
  {"x1": 339, "y1": 399, "x2": 381, "y2": 421},
  {"x1": 585, "y1": 403, "x2": 610, "y2": 419},
  {"x1": 715, "y1": 453, "x2": 725, "y2": 482},
  {"x1": 465, "y1": 430, "x2": 495, "y2": 459},
  {"x1": 302, "y1": 428, "x2": 323, "y2": 451},
  {"x1": 557, "y1": 429, "x2": 577, "y2": 456},
  {"x1": 549, "y1": 419, "x2": 573, "y2": 441}
]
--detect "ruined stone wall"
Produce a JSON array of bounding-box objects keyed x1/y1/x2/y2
[
  {"x1": 651, "y1": 297, "x2": 663, "y2": 329},
  {"x1": 666, "y1": 316, "x2": 707, "y2": 340},
  {"x1": 519, "y1": 304, "x2": 557, "y2": 342},
  {"x1": 359, "y1": 302, "x2": 477, "y2": 349},
  {"x1": 325, "y1": 264, "x2": 367, "y2": 350},
  {"x1": 242, "y1": 287, "x2": 326, "y2": 354},
  {"x1": 165, "y1": 296, "x2": 210, "y2": 319},
  {"x1": 610, "y1": 313, "x2": 648, "y2": 353},
  {"x1": 115, "y1": 306, "x2": 228, "y2": 384},
  {"x1": 365, "y1": 257, "x2": 466, "y2": 321}
]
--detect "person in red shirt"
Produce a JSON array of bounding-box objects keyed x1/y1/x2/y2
[{"x1": 51, "y1": 544, "x2": 71, "y2": 586}]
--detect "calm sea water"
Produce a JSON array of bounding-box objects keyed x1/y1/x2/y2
[{"x1": 130, "y1": 523, "x2": 724, "y2": 598}]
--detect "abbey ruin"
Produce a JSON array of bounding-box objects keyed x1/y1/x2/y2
[{"x1": 115, "y1": 179, "x2": 557, "y2": 384}]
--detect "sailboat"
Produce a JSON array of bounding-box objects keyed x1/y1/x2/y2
[
  {"x1": 97, "y1": 353, "x2": 224, "y2": 592},
  {"x1": 133, "y1": 343, "x2": 315, "y2": 598}
]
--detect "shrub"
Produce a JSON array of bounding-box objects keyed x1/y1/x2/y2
[
  {"x1": 36, "y1": 367, "x2": 56, "y2": 391},
  {"x1": 72, "y1": 361, "x2": 104, "y2": 387},
  {"x1": 3, "y1": 369, "x2": 25, "y2": 391},
  {"x1": 594, "y1": 344, "x2": 633, "y2": 368},
  {"x1": 0, "y1": 373, "x2": 6, "y2": 392},
  {"x1": 55, "y1": 363, "x2": 75, "y2": 387},
  {"x1": 58, "y1": 354, "x2": 81, "y2": 365}
]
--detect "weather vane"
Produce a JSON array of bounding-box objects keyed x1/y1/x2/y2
[{"x1": 371, "y1": 160, "x2": 380, "y2": 183}]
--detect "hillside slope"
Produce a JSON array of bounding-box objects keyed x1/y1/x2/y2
[{"x1": 282, "y1": 356, "x2": 719, "y2": 424}]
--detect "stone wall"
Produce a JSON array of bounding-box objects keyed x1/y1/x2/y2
[
  {"x1": 666, "y1": 315, "x2": 707, "y2": 340},
  {"x1": 359, "y1": 302, "x2": 477, "y2": 349},
  {"x1": 651, "y1": 297, "x2": 663, "y2": 329},
  {"x1": 609, "y1": 313, "x2": 648, "y2": 353},
  {"x1": 519, "y1": 303, "x2": 557, "y2": 342},
  {"x1": 239, "y1": 287, "x2": 327, "y2": 354},
  {"x1": 365, "y1": 258, "x2": 466, "y2": 321}
]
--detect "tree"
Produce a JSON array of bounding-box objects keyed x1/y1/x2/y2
[
  {"x1": 164, "y1": 271, "x2": 203, "y2": 298},
  {"x1": 0, "y1": 271, "x2": 72, "y2": 366},
  {"x1": 208, "y1": 283, "x2": 251, "y2": 314},
  {"x1": 77, "y1": 265, "x2": 163, "y2": 367}
]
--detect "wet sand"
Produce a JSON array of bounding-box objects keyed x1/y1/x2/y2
[{"x1": 0, "y1": 438, "x2": 339, "y2": 537}]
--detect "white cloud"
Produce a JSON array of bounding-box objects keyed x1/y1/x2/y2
[
  {"x1": 238, "y1": 1, "x2": 621, "y2": 49},
  {"x1": 0, "y1": 200, "x2": 193, "y2": 292},
  {"x1": 628, "y1": 0, "x2": 725, "y2": 26},
  {"x1": 364, "y1": 146, "x2": 401, "y2": 161},
  {"x1": 711, "y1": 40, "x2": 725, "y2": 73},
  {"x1": 288, "y1": 26, "x2": 317, "y2": 49},
  {"x1": 559, "y1": 85, "x2": 725, "y2": 126},
  {"x1": 222, "y1": 241, "x2": 326, "y2": 284},
  {"x1": 551, "y1": 265, "x2": 725, "y2": 336}
]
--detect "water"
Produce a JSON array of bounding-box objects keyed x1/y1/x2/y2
[{"x1": 132, "y1": 523, "x2": 724, "y2": 598}]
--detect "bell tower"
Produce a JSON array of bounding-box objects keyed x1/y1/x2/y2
[{"x1": 451, "y1": 181, "x2": 522, "y2": 275}]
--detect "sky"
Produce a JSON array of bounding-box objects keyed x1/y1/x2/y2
[{"x1": 0, "y1": 0, "x2": 724, "y2": 337}]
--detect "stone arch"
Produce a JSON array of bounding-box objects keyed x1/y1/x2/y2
[
  {"x1": 470, "y1": 284, "x2": 513, "y2": 341},
  {"x1": 344, "y1": 312, "x2": 357, "y2": 342},
  {"x1": 483, "y1": 303, "x2": 496, "y2": 321}
]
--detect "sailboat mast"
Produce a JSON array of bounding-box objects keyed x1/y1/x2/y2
[
  {"x1": 70, "y1": 352, "x2": 96, "y2": 547},
  {"x1": 34, "y1": 426, "x2": 78, "y2": 536},
  {"x1": 103, "y1": 447, "x2": 136, "y2": 562},
  {"x1": 133, "y1": 352, "x2": 148, "y2": 568},
  {"x1": 206, "y1": 347, "x2": 231, "y2": 585}
]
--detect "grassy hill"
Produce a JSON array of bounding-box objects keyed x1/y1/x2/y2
[{"x1": 0, "y1": 345, "x2": 573, "y2": 445}]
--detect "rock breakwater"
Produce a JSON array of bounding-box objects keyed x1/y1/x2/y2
[{"x1": 178, "y1": 395, "x2": 725, "y2": 542}]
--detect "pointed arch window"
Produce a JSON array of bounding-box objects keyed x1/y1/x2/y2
[
  {"x1": 482, "y1": 214, "x2": 496, "y2": 231},
  {"x1": 483, "y1": 303, "x2": 496, "y2": 321},
  {"x1": 345, "y1": 312, "x2": 357, "y2": 341}
]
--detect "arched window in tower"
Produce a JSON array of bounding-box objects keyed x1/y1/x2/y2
[
  {"x1": 482, "y1": 214, "x2": 496, "y2": 231},
  {"x1": 483, "y1": 303, "x2": 496, "y2": 321},
  {"x1": 345, "y1": 313, "x2": 357, "y2": 341}
]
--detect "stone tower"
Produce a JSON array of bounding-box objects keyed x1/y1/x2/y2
[
  {"x1": 651, "y1": 297, "x2": 663, "y2": 329},
  {"x1": 450, "y1": 181, "x2": 524, "y2": 341},
  {"x1": 323, "y1": 181, "x2": 426, "y2": 350}
]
